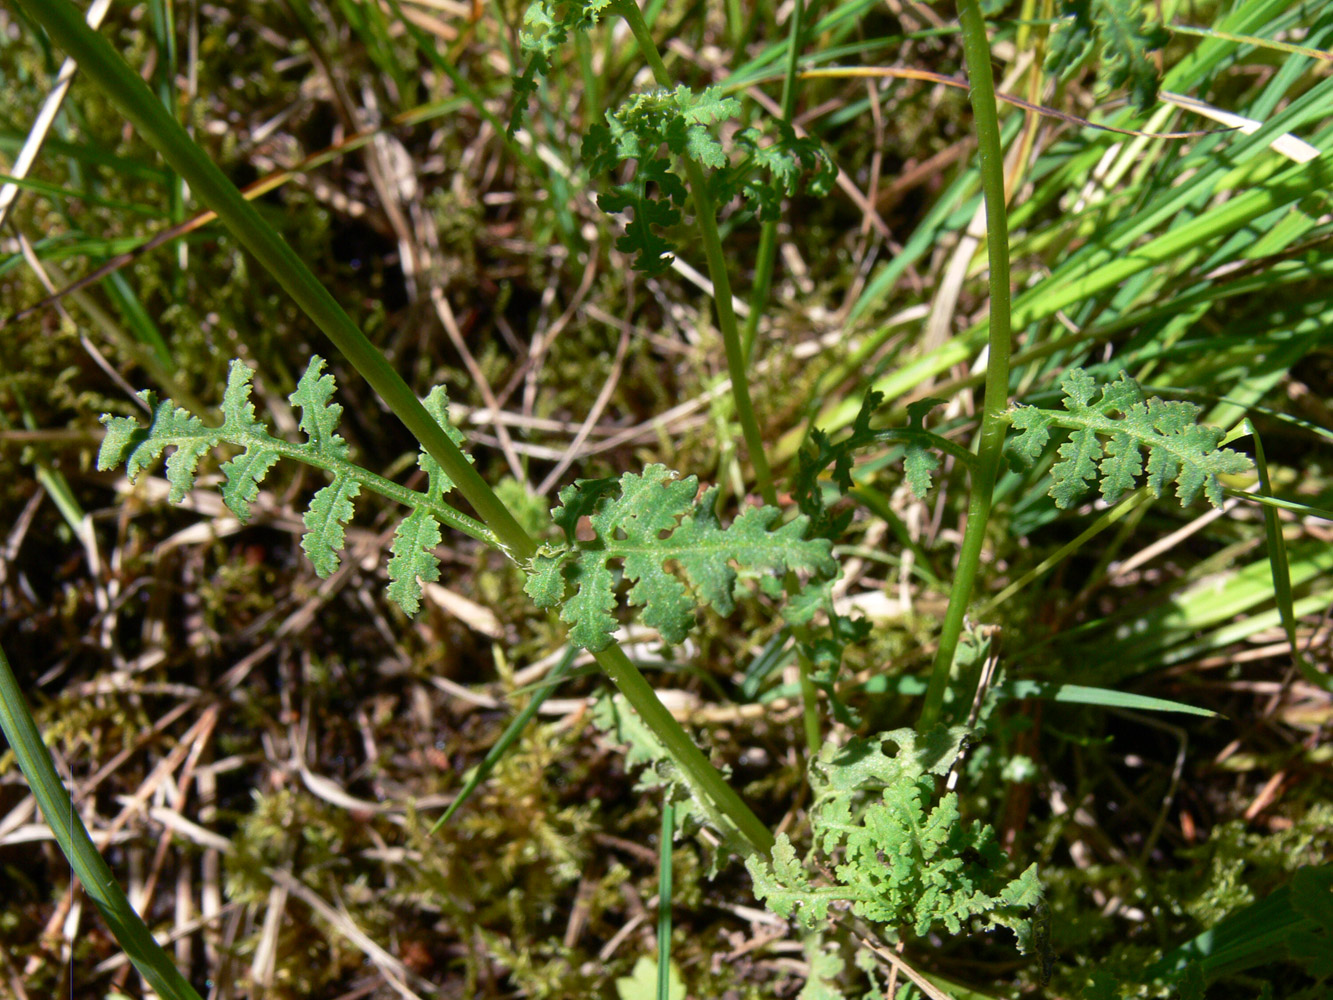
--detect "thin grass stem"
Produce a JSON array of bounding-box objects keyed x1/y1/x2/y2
[
  {"x1": 657, "y1": 796, "x2": 676, "y2": 1000},
  {"x1": 612, "y1": 0, "x2": 778, "y2": 507},
  {"x1": 742, "y1": 0, "x2": 810, "y2": 365},
  {"x1": 917, "y1": 0, "x2": 1014, "y2": 731}
]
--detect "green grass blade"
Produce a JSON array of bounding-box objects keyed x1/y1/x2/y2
[
  {"x1": 1243, "y1": 419, "x2": 1330, "y2": 691},
  {"x1": 104, "y1": 271, "x2": 175, "y2": 369},
  {"x1": 1151, "y1": 866, "x2": 1333, "y2": 981},
  {"x1": 0, "y1": 641, "x2": 204, "y2": 1000},
  {"x1": 1001, "y1": 680, "x2": 1220, "y2": 718},
  {"x1": 1232, "y1": 490, "x2": 1333, "y2": 522},
  {"x1": 0, "y1": 170, "x2": 161, "y2": 216},
  {"x1": 429, "y1": 649, "x2": 577, "y2": 834}
]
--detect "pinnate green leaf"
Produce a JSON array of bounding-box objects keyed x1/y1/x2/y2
[
  {"x1": 794, "y1": 392, "x2": 955, "y2": 541},
  {"x1": 1007, "y1": 406, "x2": 1053, "y2": 464},
  {"x1": 1006, "y1": 368, "x2": 1251, "y2": 509},
  {"x1": 510, "y1": 0, "x2": 615, "y2": 132},
  {"x1": 1051, "y1": 424, "x2": 1101, "y2": 507},
  {"x1": 219, "y1": 362, "x2": 279, "y2": 520},
  {"x1": 98, "y1": 358, "x2": 479, "y2": 614},
  {"x1": 746, "y1": 833, "x2": 832, "y2": 929},
  {"x1": 595, "y1": 160, "x2": 685, "y2": 274},
  {"x1": 582, "y1": 87, "x2": 739, "y2": 274},
  {"x1": 302, "y1": 474, "x2": 360, "y2": 577},
  {"x1": 903, "y1": 397, "x2": 946, "y2": 500},
  {"x1": 386, "y1": 507, "x2": 442, "y2": 615},
  {"x1": 220, "y1": 445, "x2": 281, "y2": 522},
  {"x1": 220, "y1": 360, "x2": 266, "y2": 433},
  {"x1": 383, "y1": 387, "x2": 471, "y2": 614},
  {"x1": 582, "y1": 85, "x2": 832, "y2": 274},
  {"x1": 290, "y1": 356, "x2": 347, "y2": 457},
  {"x1": 525, "y1": 464, "x2": 835, "y2": 651},
  {"x1": 724, "y1": 124, "x2": 836, "y2": 222},
  {"x1": 98, "y1": 393, "x2": 214, "y2": 504}
]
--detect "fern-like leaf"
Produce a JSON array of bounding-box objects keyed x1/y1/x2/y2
[
  {"x1": 524, "y1": 464, "x2": 835, "y2": 651},
  {"x1": 302, "y1": 474, "x2": 361, "y2": 577},
  {"x1": 582, "y1": 85, "x2": 833, "y2": 274},
  {"x1": 794, "y1": 392, "x2": 957, "y2": 541},
  {"x1": 1045, "y1": 0, "x2": 1169, "y2": 110},
  {"x1": 902, "y1": 397, "x2": 946, "y2": 500},
  {"x1": 99, "y1": 394, "x2": 217, "y2": 503},
  {"x1": 594, "y1": 158, "x2": 686, "y2": 274},
  {"x1": 290, "y1": 356, "x2": 348, "y2": 458},
  {"x1": 582, "y1": 87, "x2": 739, "y2": 274},
  {"x1": 98, "y1": 357, "x2": 485, "y2": 615},
  {"x1": 722, "y1": 123, "x2": 836, "y2": 222},
  {"x1": 1006, "y1": 368, "x2": 1251, "y2": 509},
  {"x1": 748, "y1": 727, "x2": 1043, "y2": 949},
  {"x1": 386, "y1": 508, "x2": 442, "y2": 615},
  {"x1": 219, "y1": 363, "x2": 280, "y2": 520},
  {"x1": 747, "y1": 833, "x2": 837, "y2": 928},
  {"x1": 509, "y1": 0, "x2": 615, "y2": 133},
  {"x1": 385, "y1": 387, "x2": 471, "y2": 614}
]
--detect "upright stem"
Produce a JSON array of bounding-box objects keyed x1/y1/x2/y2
[
  {"x1": 595, "y1": 644, "x2": 775, "y2": 854},
  {"x1": 614, "y1": 0, "x2": 778, "y2": 507},
  {"x1": 0, "y1": 642, "x2": 206, "y2": 1000},
  {"x1": 917, "y1": 0, "x2": 1013, "y2": 731},
  {"x1": 656, "y1": 795, "x2": 676, "y2": 997},
  {"x1": 742, "y1": 0, "x2": 810, "y2": 365},
  {"x1": 617, "y1": 0, "x2": 815, "y2": 754}
]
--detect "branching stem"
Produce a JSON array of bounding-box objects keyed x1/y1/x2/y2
[{"x1": 26, "y1": 0, "x2": 775, "y2": 858}]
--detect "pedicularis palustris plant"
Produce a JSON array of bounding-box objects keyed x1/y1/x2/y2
[
  {"x1": 100, "y1": 354, "x2": 1248, "y2": 956},
  {"x1": 13, "y1": 0, "x2": 1269, "y2": 992}
]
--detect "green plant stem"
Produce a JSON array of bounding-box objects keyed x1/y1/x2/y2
[
  {"x1": 594, "y1": 643, "x2": 775, "y2": 855},
  {"x1": 612, "y1": 0, "x2": 799, "y2": 760},
  {"x1": 742, "y1": 0, "x2": 809, "y2": 365},
  {"x1": 917, "y1": 0, "x2": 1013, "y2": 732},
  {"x1": 797, "y1": 656, "x2": 821, "y2": 753},
  {"x1": 0, "y1": 641, "x2": 205, "y2": 1000},
  {"x1": 211, "y1": 425, "x2": 498, "y2": 546},
  {"x1": 612, "y1": 0, "x2": 778, "y2": 507},
  {"x1": 686, "y1": 161, "x2": 778, "y2": 506},
  {"x1": 25, "y1": 0, "x2": 774, "y2": 859},
  {"x1": 657, "y1": 795, "x2": 675, "y2": 1000}
]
